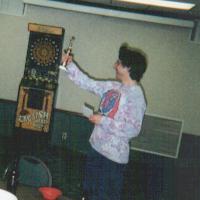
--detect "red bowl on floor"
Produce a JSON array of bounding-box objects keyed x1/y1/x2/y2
[{"x1": 39, "y1": 187, "x2": 62, "y2": 200}]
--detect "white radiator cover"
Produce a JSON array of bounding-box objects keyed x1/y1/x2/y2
[{"x1": 131, "y1": 113, "x2": 183, "y2": 158}]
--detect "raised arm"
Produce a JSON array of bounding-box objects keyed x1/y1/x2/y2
[{"x1": 60, "y1": 54, "x2": 116, "y2": 97}]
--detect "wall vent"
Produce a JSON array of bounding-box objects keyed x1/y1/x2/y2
[{"x1": 131, "y1": 114, "x2": 183, "y2": 158}]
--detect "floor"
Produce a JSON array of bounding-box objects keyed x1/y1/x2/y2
[{"x1": 0, "y1": 181, "x2": 72, "y2": 200}]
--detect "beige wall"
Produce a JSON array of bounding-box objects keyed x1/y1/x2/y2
[{"x1": 0, "y1": 4, "x2": 200, "y2": 135}]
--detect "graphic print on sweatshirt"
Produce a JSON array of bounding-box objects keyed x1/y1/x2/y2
[{"x1": 99, "y1": 89, "x2": 121, "y2": 119}]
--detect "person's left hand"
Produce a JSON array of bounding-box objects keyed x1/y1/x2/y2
[{"x1": 89, "y1": 114, "x2": 103, "y2": 124}]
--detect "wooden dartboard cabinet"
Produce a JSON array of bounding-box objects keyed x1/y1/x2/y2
[{"x1": 15, "y1": 23, "x2": 65, "y2": 134}]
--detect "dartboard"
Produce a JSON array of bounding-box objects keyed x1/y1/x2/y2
[{"x1": 30, "y1": 37, "x2": 60, "y2": 67}]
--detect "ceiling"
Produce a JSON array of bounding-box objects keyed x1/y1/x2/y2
[{"x1": 55, "y1": 0, "x2": 200, "y2": 20}]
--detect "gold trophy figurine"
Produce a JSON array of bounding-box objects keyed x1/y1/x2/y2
[
  {"x1": 62, "y1": 36, "x2": 75, "y2": 68},
  {"x1": 64, "y1": 36, "x2": 75, "y2": 56}
]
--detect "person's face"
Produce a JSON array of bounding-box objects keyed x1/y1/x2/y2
[{"x1": 114, "y1": 59, "x2": 130, "y2": 81}]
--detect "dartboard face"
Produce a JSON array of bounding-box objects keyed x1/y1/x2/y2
[{"x1": 28, "y1": 33, "x2": 62, "y2": 68}]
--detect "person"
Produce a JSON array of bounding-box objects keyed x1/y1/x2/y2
[{"x1": 60, "y1": 43, "x2": 147, "y2": 200}]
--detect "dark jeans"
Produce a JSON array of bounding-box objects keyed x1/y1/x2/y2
[{"x1": 83, "y1": 148, "x2": 127, "y2": 200}]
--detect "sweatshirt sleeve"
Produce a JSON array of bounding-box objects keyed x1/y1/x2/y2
[
  {"x1": 60, "y1": 62, "x2": 114, "y2": 97},
  {"x1": 99, "y1": 96, "x2": 146, "y2": 139}
]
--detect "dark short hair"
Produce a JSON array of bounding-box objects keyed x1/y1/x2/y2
[{"x1": 119, "y1": 43, "x2": 147, "y2": 82}]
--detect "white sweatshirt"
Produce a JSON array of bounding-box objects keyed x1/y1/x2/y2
[{"x1": 60, "y1": 62, "x2": 146, "y2": 164}]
